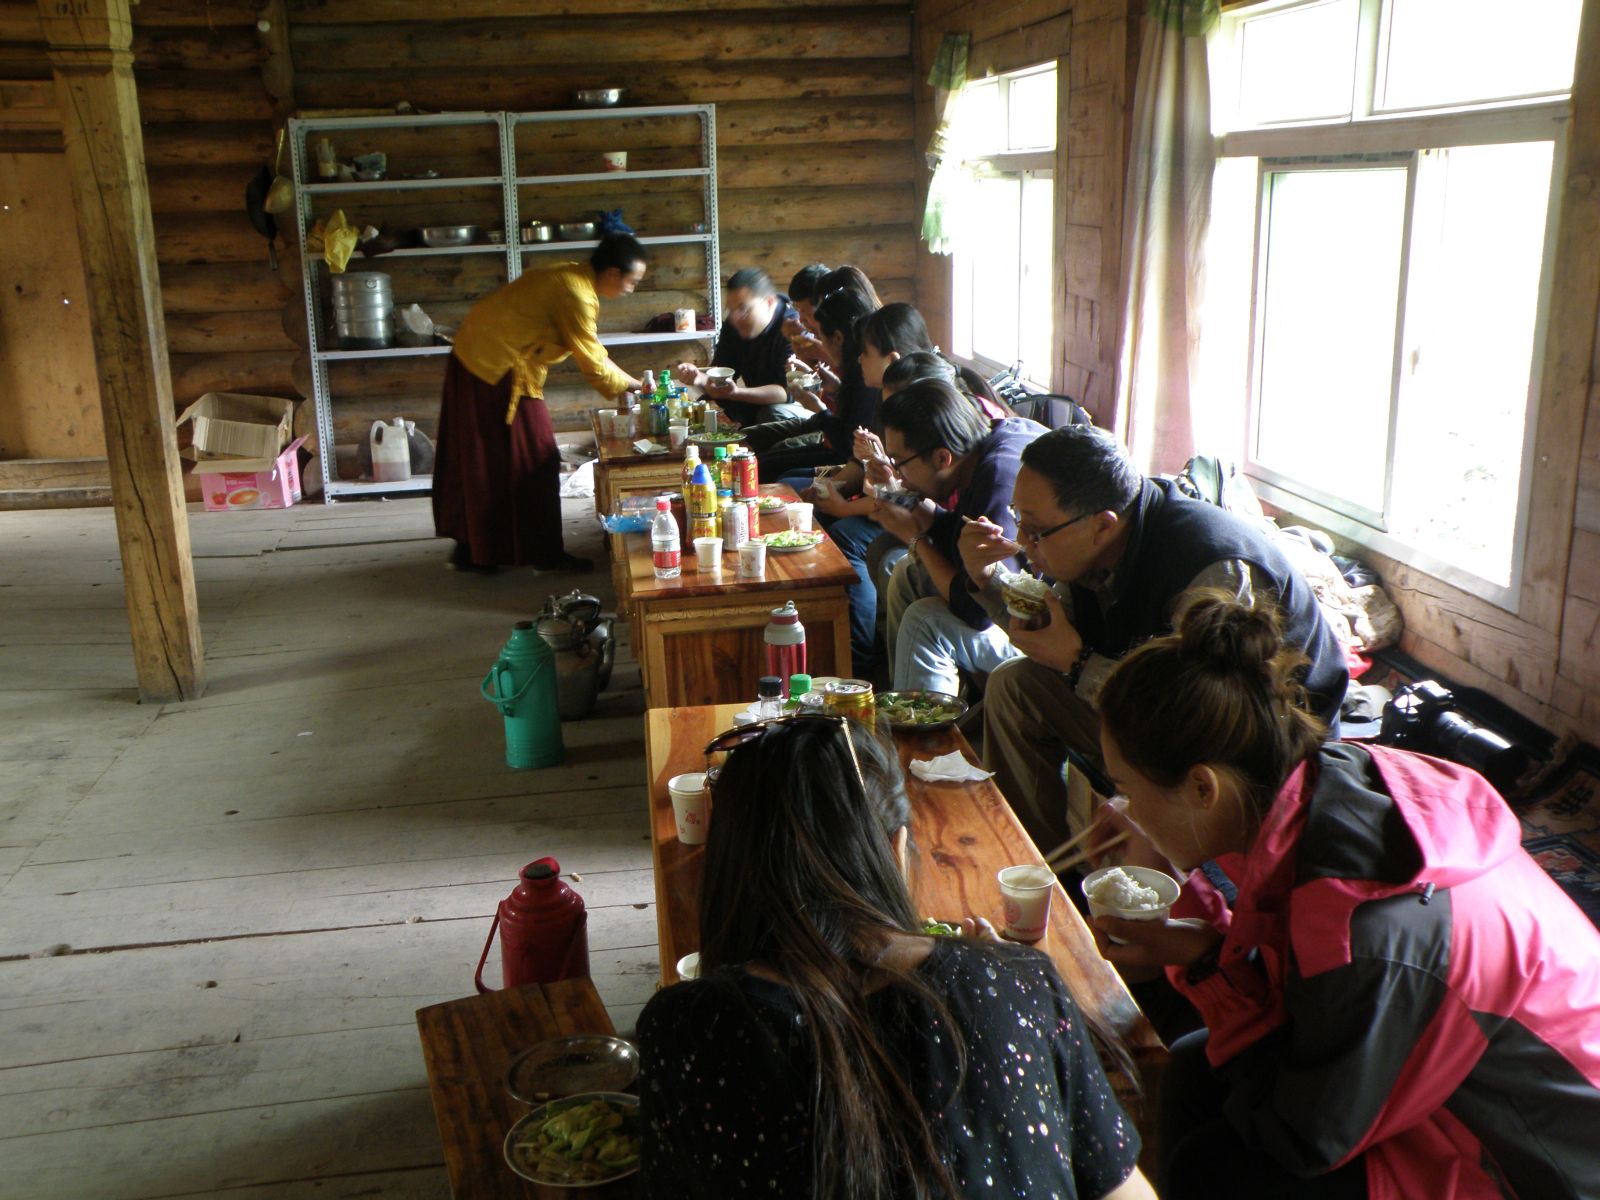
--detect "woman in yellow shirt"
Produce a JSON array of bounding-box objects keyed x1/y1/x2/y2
[{"x1": 434, "y1": 234, "x2": 647, "y2": 572}]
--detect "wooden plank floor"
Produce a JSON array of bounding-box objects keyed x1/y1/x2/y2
[{"x1": 0, "y1": 496, "x2": 657, "y2": 1199}]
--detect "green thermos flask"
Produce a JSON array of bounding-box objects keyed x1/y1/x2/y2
[{"x1": 480, "y1": 621, "x2": 564, "y2": 769}]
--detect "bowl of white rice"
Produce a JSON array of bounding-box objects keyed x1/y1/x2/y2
[{"x1": 1081, "y1": 865, "x2": 1181, "y2": 941}]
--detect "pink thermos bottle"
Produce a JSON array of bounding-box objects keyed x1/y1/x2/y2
[{"x1": 763, "y1": 602, "x2": 807, "y2": 696}]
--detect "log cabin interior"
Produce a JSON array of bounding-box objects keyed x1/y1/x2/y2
[{"x1": 2, "y1": 0, "x2": 1598, "y2": 1196}]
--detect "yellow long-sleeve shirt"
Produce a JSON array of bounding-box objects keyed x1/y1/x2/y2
[{"x1": 452, "y1": 260, "x2": 631, "y2": 422}]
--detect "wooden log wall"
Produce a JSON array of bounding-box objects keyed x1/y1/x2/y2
[
  {"x1": 282, "y1": 0, "x2": 918, "y2": 447},
  {"x1": 911, "y1": 0, "x2": 1136, "y2": 421},
  {"x1": 0, "y1": 0, "x2": 292, "y2": 498}
]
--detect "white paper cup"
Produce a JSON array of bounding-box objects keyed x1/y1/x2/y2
[
  {"x1": 997, "y1": 864, "x2": 1056, "y2": 942},
  {"x1": 737, "y1": 539, "x2": 766, "y2": 579},
  {"x1": 1081, "y1": 865, "x2": 1180, "y2": 943},
  {"x1": 668, "y1": 771, "x2": 710, "y2": 844},
  {"x1": 704, "y1": 407, "x2": 721, "y2": 435},
  {"x1": 602, "y1": 150, "x2": 627, "y2": 171},
  {"x1": 693, "y1": 537, "x2": 723, "y2": 570},
  {"x1": 597, "y1": 408, "x2": 617, "y2": 435},
  {"x1": 668, "y1": 422, "x2": 690, "y2": 450},
  {"x1": 786, "y1": 502, "x2": 814, "y2": 533},
  {"x1": 674, "y1": 307, "x2": 695, "y2": 332},
  {"x1": 675, "y1": 951, "x2": 701, "y2": 981}
]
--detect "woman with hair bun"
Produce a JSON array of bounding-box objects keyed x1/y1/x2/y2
[{"x1": 1092, "y1": 593, "x2": 1600, "y2": 1200}]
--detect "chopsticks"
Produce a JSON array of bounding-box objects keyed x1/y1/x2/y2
[{"x1": 1044, "y1": 828, "x2": 1130, "y2": 874}]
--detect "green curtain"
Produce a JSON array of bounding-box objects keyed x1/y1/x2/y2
[{"x1": 921, "y1": 33, "x2": 970, "y2": 255}]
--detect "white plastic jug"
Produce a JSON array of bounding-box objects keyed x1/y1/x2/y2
[{"x1": 370, "y1": 419, "x2": 412, "y2": 483}]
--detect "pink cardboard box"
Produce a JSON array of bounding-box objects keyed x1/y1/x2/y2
[{"x1": 196, "y1": 436, "x2": 309, "y2": 512}]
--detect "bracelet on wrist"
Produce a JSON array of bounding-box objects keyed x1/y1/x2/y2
[{"x1": 1064, "y1": 644, "x2": 1094, "y2": 688}]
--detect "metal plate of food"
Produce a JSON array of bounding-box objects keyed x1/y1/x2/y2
[
  {"x1": 875, "y1": 689, "x2": 969, "y2": 731},
  {"x1": 503, "y1": 1091, "x2": 641, "y2": 1188},
  {"x1": 505, "y1": 1034, "x2": 639, "y2": 1105}
]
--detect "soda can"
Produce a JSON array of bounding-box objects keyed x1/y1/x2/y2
[
  {"x1": 732, "y1": 449, "x2": 759, "y2": 500},
  {"x1": 651, "y1": 401, "x2": 669, "y2": 436},
  {"x1": 690, "y1": 513, "x2": 719, "y2": 543},
  {"x1": 823, "y1": 679, "x2": 876, "y2": 729},
  {"x1": 722, "y1": 496, "x2": 749, "y2": 549}
]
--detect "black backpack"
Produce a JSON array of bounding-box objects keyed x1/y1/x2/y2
[{"x1": 986, "y1": 366, "x2": 1093, "y2": 430}]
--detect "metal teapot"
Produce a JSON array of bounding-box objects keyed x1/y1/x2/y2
[{"x1": 535, "y1": 589, "x2": 615, "y2": 721}]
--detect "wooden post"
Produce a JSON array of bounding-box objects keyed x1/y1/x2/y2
[{"x1": 38, "y1": 0, "x2": 204, "y2": 703}]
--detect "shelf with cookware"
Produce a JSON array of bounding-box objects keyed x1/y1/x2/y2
[{"x1": 287, "y1": 105, "x2": 721, "y2": 501}]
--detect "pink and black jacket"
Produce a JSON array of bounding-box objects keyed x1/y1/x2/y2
[{"x1": 1170, "y1": 742, "x2": 1600, "y2": 1199}]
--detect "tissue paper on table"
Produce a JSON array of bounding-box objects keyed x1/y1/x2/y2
[{"x1": 909, "y1": 752, "x2": 993, "y2": 783}]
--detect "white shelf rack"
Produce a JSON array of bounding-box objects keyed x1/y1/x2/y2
[{"x1": 288, "y1": 106, "x2": 721, "y2": 502}]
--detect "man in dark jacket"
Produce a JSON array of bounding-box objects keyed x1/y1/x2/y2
[
  {"x1": 960, "y1": 424, "x2": 1348, "y2": 851},
  {"x1": 878, "y1": 380, "x2": 1047, "y2": 695},
  {"x1": 674, "y1": 267, "x2": 807, "y2": 426}
]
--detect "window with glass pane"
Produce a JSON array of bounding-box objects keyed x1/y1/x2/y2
[
  {"x1": 1236, "y1": 0, "x2": 1359, "y2": 125},
  {"x1": 1252, "y1": 166, "x2": 1408, "y2": 514},
  {"x1": 1008, "y1": 70, "x2": 1057, "y2": 150},
  {"x1": 1387, "y1": 141, "x2": 1555, "y2": 585},
  {"x1": 961, "y1": 79, "x2": 1003, "y2": 156},
  {"x1": 1378, "y1": 0, "x2": 1582, "y2": 111}
]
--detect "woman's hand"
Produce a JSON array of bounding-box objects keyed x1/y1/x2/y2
[
  {"x1": 1091, "y1": 916, "x2": 1222, "y2": 977},
  {"x1": 814, "y1": 490, "x2": 874, "y2": 519},
  {"x1": 956, "y1": 916, "x2": 1002, "y2": 942},
  {"x1": 795, "y1": 388, "x2": 827, "y2": 413}
]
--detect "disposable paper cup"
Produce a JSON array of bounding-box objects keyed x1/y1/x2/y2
[
  {"x1": 602, "y1": 150, "x2": 627, "y2": 171},
  {"x1": 1081, "y1": 865, "x2": 1180, "y2": 944},
  {"x1": 704, "y1": 407, "x2": 721, "y2": 435},
  {"x1": 668, "y1": 771, "x2": 710, "y2": 845},
  {"x1": 786, "y1": 502, "x2": 814, "y2": 533},
  {"x1": 693, "y1": 537, "x2": 723, "y2": 570},
  {"x1": 997, "y1": 864, "x2": 1056, "y2": 942},
  {"x1": 675, "y1": 952, "x2": 701, "y2": 981},
  {"x1": 737, "y1": 539, "x2": 766, "y2": 579},
  {"x1": 674, "y1": 308, "x2": 695, "y2": 332},
  {"x1": 597, "y1": 408, "x2": 617, "y2": 434},
  {"x1": 668, "y1": 423, "x2": 690, "y2": 450}
]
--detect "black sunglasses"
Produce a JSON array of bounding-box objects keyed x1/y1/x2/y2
[{"x1": 705, "y1": 713, "x2": 865, "y2": 790}]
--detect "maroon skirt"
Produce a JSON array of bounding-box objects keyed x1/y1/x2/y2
[{"x1": 432, "y1": 356, "x2": 566, "y2": 568}]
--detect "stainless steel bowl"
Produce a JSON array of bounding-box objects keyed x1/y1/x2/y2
[
  {"x1": 557, "y1": 221, "x2": 598, "y2": 241},
  {"x1": 419, "y1": 224, "x2": 479, "y2": 247},
  {"x1": 575, "y1": 88, "x2": 625, "y2": 107},
  {"x1": 525, "y1": 221, "x2": 555, "y2": 243}
]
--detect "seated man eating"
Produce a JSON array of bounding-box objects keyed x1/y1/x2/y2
[
  {"x1": 878, "y1": 382, "x2": 1047, "y2": 698},
  {"x1": 674, "y1": 267, "x2": 808, "y2": 426},
  {"x1": 960, "y1": 425, "x2": 1349, "y2": 851}
]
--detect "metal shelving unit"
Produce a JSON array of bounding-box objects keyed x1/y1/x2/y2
[{"x1": 288, "y1": 105, "x2": 720, "y2": 501}]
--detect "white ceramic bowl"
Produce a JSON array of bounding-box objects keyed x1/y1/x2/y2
[{"x1": 1081, "y1": 865, "x2": 1181, "y2": 933}]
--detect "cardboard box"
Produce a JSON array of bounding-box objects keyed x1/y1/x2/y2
[
  {"x1": 195, "y1": 436, "x2": 308, "y2": 511},
  {"x1": 177, "y1": 393, "x2": 296, "y2": 462}
]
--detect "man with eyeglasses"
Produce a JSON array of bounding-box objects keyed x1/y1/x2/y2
[
  {"x1": 958, "y1": 424, "x2": 1349, "y2": 851},
  {"x1": 674, "y1": 267, "x2": 810, "y2": 426},
  {"x1": 875, "y1": 381, "x2": 1048, "y2": 699}
]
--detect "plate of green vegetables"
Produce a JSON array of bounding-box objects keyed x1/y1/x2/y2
[
  {"x1": 875, "y1": 690, "x2": 968, "y2": 731},
  {"x1": 503, "y1": 1092, "x2": 642, "y2": 1188}
]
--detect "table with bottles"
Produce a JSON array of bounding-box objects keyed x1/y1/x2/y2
[
  {"x1": 589, "y1": 407, "x2": 686, "y2": 521},
  {"x1": 613, "y1": 481, "x2": 855, "y2": 710}
]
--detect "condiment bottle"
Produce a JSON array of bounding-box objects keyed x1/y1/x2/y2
[{"x1": 755, "y1": 675, "x2": 785, "y2": 719}]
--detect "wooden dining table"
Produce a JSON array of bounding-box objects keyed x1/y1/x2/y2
[
  {"x1": 641, "y1": 703, "x2": 1168, "y2": 1096},
  {"x1": 614, "y1": 485, "x2": 856, "y2": 709},
  {"x1": 588, "y1": 407, "x2": 685, "y2": 519}
]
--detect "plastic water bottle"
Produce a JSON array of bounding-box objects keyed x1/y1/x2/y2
[
  {"x1": 641, "y1": 369, "x2": 657, "y2": 398},
  {"x1": 651, "y1": 497, "x2": 681, "y2": 579}
]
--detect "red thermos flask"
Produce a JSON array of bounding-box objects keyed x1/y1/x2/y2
[
  {"x1": 763, "y1": 602, "x2": 807, "y2": 694},
  {"x1": 474, "y1": 857, "x2": 590, "y2": 992}
]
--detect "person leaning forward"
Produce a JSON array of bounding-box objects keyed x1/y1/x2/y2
[
  {"x1": 433, "y1": 234, "x2": 647, "y2": 573},
  {"x1": 959, "y1": 425, "x2": 1349, "y2": 850},
  {"x1": 674, "y1": 267, "x2": 808, "y2": 427}
]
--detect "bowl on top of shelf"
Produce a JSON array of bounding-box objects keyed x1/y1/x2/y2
[
  {"x1": 575, "y1": 88, "x2": 625, "y2": 107},
  {"x1": 557, "y1": 221, "x2": 598, "y2": 241},
  {"x1": 419, "y1": 225, "x2": 480, "y2": 248}
]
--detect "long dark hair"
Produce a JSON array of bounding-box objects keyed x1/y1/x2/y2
[
  {"x1": 817, "y1": 264, "x2": 884, "y2": 309},
  {"x1": 815, "y1": 288, "x2": 877, "y2": 382},
  {"x1": 698, "y1": 719, "x2": 960, "y2": 1199},
  {"x1": 1099, "y1": 592, "x2": 1327, "y2": 829}
]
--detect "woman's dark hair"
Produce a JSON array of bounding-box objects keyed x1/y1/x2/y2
[
  {"x1": 1020, "y1": 424, "x2": 1143, "y2": 519},
  {"x1": 1099, "y1": 592, "x2": 1327, "y2": 827},
  {"x1": 789, "y1": 263, "x2": 831, "y2": 304},
  {"x1": 590, "y1": 233, "x2": 648, "y2": 274},
  {"x1": 815, "y1": 287, "x2": 878, "y2": 379},
  {"x1": 698, "y1": 718, "x2": 958, "y2": 1198},
  {"x1": 817, "y1": 264, "x2": 884, "y2": 309},
  {"x1": 861, "y1": 302, "x2": 935, "y2": 358},
  {"x1": 880, "y1": 380, "x2": 992, "y2": 458},
  {"x1": 882, "y1": 350, "x2": 956, "y2": 393}
]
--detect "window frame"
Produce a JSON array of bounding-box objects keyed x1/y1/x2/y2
[
  {"x1": 949, "y1": 61, "x2": 1060, "y2": 389},
  {"x1": 1215, "y1": 0, "x2": 1573, "y2": 608}
]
